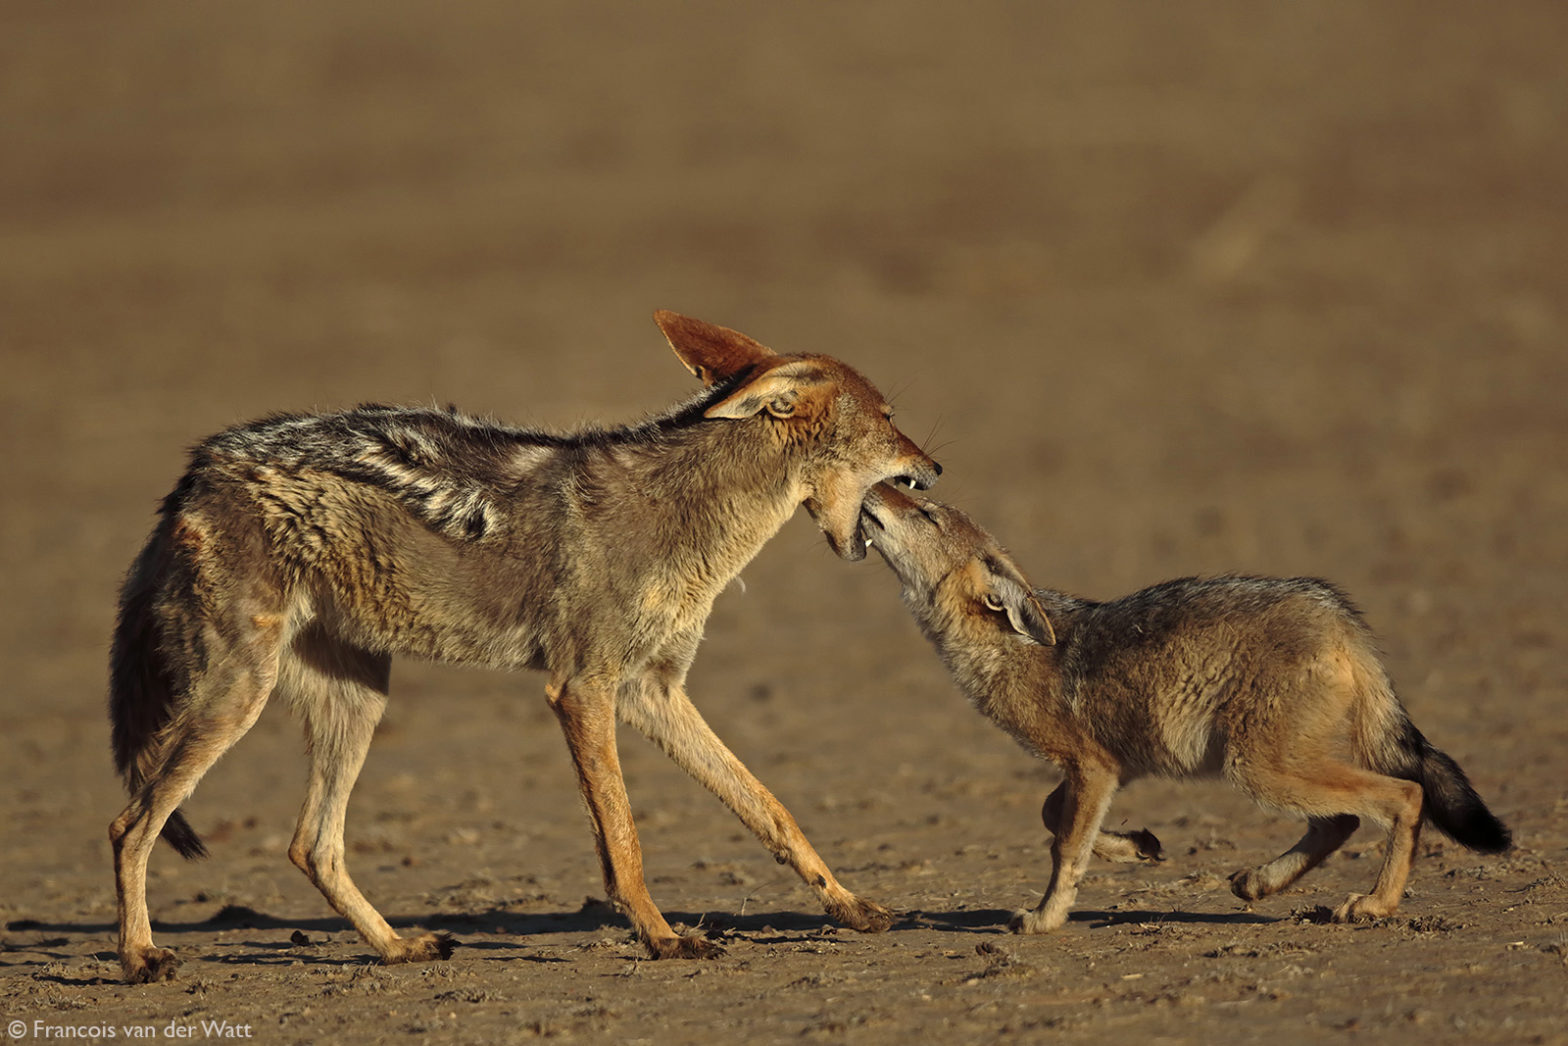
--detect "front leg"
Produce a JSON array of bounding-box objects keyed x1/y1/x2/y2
[
  {"x1": 1041, "y1": 780, "x2": 1163, "y2": 863},
  {"x1": 1011, "y1": 763, "x2": 1119, "y2": 934},
  {"x1": 618, "y1": 677, "x2": 892, "y2": 933},
  {"x1": 548, "y1": 675, "x2": 722, "y2": 958}
]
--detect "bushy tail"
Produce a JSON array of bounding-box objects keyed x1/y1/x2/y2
[
  {"x1": 1390, "y1": 718, "x2": 1512, "y2": 854},
  {"x1": 109, "y1": 527, "x2": 207, "y2": 861}
]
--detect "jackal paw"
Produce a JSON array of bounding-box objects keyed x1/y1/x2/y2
[
  {"x1": 646, "y1": 933, "x2": 725, "y2": 960},
  {"x1": 1331, "y1": 893, "x2": 1396, "y2": 924},
  {"x1": 380, "y1": 931, "x2": 457, "y2": 965},
  {"x1": 1229, "y1": 868, "x2": 1268, "y2": 902},
  {"x1": 1007, "y1": 908, "x2": 1065, "y2": 935},
  {"x1": 827, "y1": 894, "x2": 895, "y2": 933},
  {"x1": 1128, "y1": 828, "x2": 1165, "y2": 863},
  {"x1": 122, "y1": 946, "x2": 181, "y2": 984}
]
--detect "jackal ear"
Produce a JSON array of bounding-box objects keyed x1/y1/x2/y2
[
  {"x1": 654, "y1": 310, "x2": 778, "y2": 386},
  {"x1": 703, "y1": 360, "x2": 818, "y2": 420},
  {"x1": 986, "y1": 576, "x2": 1056, "y2": 646}
]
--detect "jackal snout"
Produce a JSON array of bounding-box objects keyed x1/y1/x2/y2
[
  {"x1": 860, "y1": 482, "x2": 987, "y2": 585},
  {"x1": 861, "y1": 483, "x2": 1054, "y2": 646},
  {"x1": 821, "y1": 434, "x2": 941, "y2": 562}
]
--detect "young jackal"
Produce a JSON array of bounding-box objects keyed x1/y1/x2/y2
[
  {"x1": 861, "y1": 484, "x2": 1510, "y2": 933},
  {"x1": 108, "y1": 312, "x2": 940, "y2": 982}
]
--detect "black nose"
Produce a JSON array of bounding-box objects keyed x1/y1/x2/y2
[{"x1": 933, "y1": 461, "x2": 943, "y2": 476}]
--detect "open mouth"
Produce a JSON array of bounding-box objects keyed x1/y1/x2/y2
[
  {"x1": 852, "y1": 480, "x2": 906, "y2": 555},
  {"x1": 818, "y1": 475, "x2": 928, "y2": 561},
  {"x1": 854, "y1": 504, "x2": 884, "y2": 554}
]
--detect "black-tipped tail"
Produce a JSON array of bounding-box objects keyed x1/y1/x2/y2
[
  {"x1": 110, "y1": 519, "x2": 208, "y2": 862},
  {"x1": 160, "y1": 810, "x2": 209, "y2": 860},
  {"x1": 1399, "y1": 721, "x2": 1512, "y2": 853}
]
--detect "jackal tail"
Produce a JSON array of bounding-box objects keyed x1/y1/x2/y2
[
  {"x1": 109, "y1": 521, "x2": 207, "y2": 861},
  {"x1": 1354, "y1": 652, "x2": 1510, "y2": 853},
  {"x1": 1388, "y1": 717, "x2": 1512, "y2": 853}
]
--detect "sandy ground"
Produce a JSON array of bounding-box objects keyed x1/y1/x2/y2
[{"x1": 3, "y1": 2, "x2": 1566, "y2": 1043}]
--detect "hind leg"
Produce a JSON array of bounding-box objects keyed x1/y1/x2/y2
[
  {"x1": 1335, "y1": 795, "x2": 1422, "y2": 922},
  {"x1": 1230, "y1": 760, "x2": 1423, "y2": 920},
  {"x1": 110, "y1": 614, "x2": 283, "y2": 983},
  {"x1": 282, "y1": 629, "x2": 453, "y2": 965},
  {"x1": 1230, "y1": 814, "x2": 1360, "y2": 901}
]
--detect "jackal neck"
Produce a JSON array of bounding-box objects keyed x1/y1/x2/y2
[
  {"x1": 571, "y1": 411, "x2": 806, "y2": 580},
  {"x1": 922, "y1": 595, "x2": 1080, "y2": 737},
  {"x1": 940, "y1": 630, "x2": 1049, "y2": 710}
]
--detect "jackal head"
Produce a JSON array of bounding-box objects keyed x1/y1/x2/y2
[
  {"x1": 860, "y1": 483, "x2": 1055, "y2": 646},
  {"x1": 655, "y1": 310, "x2": 941, "y2": 561}
]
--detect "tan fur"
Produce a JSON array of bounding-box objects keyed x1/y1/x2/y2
[
  {"x1": 861, "y1": 483, "x2": 1509, "y2": 933},
  {"x1": 107, "y1": 313, "x2": 939, "y2": 982}
]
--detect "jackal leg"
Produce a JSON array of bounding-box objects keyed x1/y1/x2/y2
[
  {"x1": 549, "y1": 676, "x2": 721, "y2": 959},
  {"x1": 620, "y1": 679, "x2": 892, "y2": 933},
  {"x1": 1011, "y1": 762, "x2": 1119, "y2": 934},
  {"x1": 282, "y1": 635, "x2": 452, "y2": 965},
  {"x1": 1333, "y1": 777, "x2": 1423, "y2": 922},
  {"x1": 110, "y1": 614, "x2": 282, "y2": 983},
  {"x1": 1230, "y1": 760, "x2": 1423, "y2": 921},
  {"x1": 1230, "y1": 814, "x2": 1360, "y2": 901},
  {"x1": 1041, "y1": 781, "x2": 1163, "y2": 864}
]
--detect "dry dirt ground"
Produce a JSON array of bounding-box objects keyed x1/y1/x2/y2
[{"x1": 3, "y1": 3, "x2": 1566, "y2": 1043}]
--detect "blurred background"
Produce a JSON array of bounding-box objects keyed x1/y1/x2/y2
[{"x1": 2, "y1": 0, "x2": 1564, "y2": 970}]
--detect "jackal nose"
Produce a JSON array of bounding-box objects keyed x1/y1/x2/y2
[
  {"x1": 933, "y1": 461, "x2": 943, "y2": 477},
  {"x1": 902, "y1": 462, "x2": 940, "y2": 491}
]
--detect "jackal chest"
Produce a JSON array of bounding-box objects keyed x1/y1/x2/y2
[{"x1": 630, "y1": 573, "x2": 728, "y2": 644}]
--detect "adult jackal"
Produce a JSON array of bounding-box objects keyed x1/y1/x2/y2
[
  {"x1": 108, "y1": 312, "x2": 939, "y2": 982},
  {"x1": 860, "y1": 484, "x2": 1509, "y2": 933}
]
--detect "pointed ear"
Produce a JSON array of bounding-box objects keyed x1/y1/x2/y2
[
  {"x1": 983, "y1": 575, "x2": 1057, "y2": 646},
  {"x1": 703, "y1": 360, "x2": 819, "y2": 420},
  {"x1": 654, "y1": 310, "x2": 777, "y2": 386}
]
